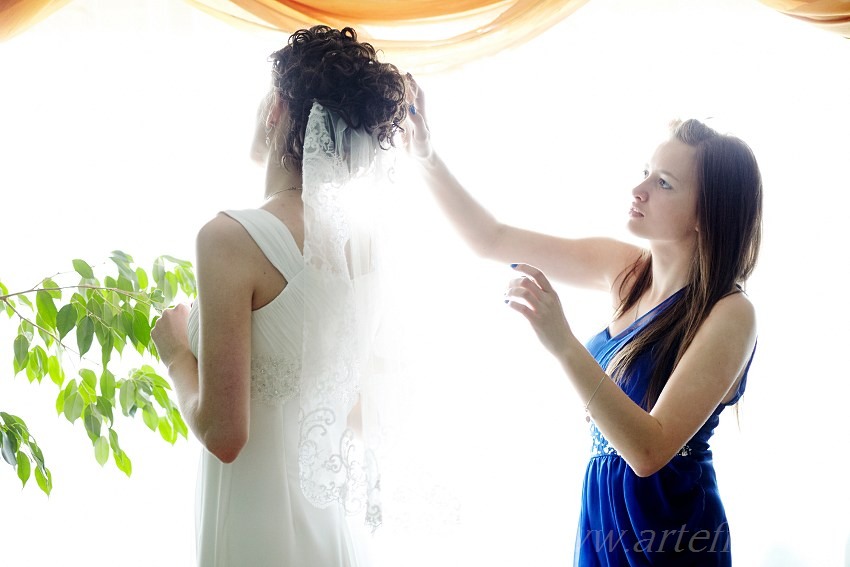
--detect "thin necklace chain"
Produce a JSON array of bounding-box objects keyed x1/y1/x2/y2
[{"x1": 266, "y1": 186, "x2": 301, "y2": 200}]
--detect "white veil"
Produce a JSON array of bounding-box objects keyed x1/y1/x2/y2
[{"x1": 297, "y1": 101, "x2": 393, "y2": 530}]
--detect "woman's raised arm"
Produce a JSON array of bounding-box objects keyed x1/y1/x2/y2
[{"x1": 405, "y1": 75, "x2": 640, "y2": 291}]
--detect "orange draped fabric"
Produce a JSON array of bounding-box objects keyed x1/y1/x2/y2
[
  {"x1": 757, "y1": 0, "x2": 850, "y2": 37},
  {"x1": 0, "y1": 0, "x2": 73, "y2": 40},
  {"x1": 181, "y1": 0, "x2": 592, "y2": 73},
  {"x1": 1, "y1": 0, "x2": 847, "y2": 59}
]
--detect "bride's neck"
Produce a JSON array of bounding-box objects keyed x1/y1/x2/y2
[{"x1": 264, "y1": 157, "x2": 302, "y2": 199}]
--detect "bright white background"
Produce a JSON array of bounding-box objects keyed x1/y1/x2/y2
[{"x1": 1, "y1": 0, "x2": 849, "y2": 566}]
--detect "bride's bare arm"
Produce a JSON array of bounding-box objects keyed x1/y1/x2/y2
[{"x1": 152, "y1": 215, "x2": 254, "y2": 463}]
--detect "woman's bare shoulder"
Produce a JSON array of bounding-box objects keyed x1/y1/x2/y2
[{"x1": 195, "y1": 212, "x2": 255, "y2": 255}]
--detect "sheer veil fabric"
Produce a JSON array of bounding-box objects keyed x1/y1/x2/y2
[{"x1": 298, "y1": 101, "x2": 395, "y2": 531}]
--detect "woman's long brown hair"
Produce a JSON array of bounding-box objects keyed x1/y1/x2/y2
[{"x1": 609, "y1": 119, "x2": 763, "y2": 410}]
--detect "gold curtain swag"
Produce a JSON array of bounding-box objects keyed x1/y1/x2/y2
[
  {"x1": 757, "y1": 0, "x2": 850, "y2": 37},
  {"x1": 1, "y1": 1, "x2": 848, "y2": 63},
  {"x1": 0, "y1": 0, "x2": 73, "y2": 40},
  {"x1": 181, "y1": 0, "x2": 593, "y2": 74}
]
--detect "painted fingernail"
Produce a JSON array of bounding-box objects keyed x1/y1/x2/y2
[{"x1": 510, "y1": 263, "x2": 518, "y2": 268}]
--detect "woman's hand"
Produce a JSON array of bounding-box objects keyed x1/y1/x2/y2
[
  {"x1": 403, "y1": 73, "x2": 433, "y2": 161},
  {"x1": 151, "y1": 304, "x2": 193, "y2": 370},
  {"x1": 505, "y1": 263, "x2": 575, "y2": 356}
]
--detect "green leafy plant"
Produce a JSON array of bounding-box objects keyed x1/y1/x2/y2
[{"x1": 0, "y1": 251, "x2": 196, "y2": 495}]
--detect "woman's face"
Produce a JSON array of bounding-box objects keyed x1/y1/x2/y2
[{"x1": 628, "y1": 137, "x2": 700, "y2": 244}]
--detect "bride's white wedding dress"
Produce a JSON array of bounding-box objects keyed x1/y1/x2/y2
[{"x1": 187, "y1": 208, "x2": 370, "y2": 567}]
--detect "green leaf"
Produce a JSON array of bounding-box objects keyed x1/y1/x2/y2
[
  {"x1": 110, "y1": 253, "x2": 138, "y2": 290},
  {"x1": 18, "y1": 294, "x2": 33, "y2": 310},
  {"x1": 62, "y1": 382, "x2": 85, "y2": 423},
  {"x1": 26, "y1": 345, "x2": 48, "y2": 383},
  {"x1": 114, "y1": 450, "x2": 132, "y2": 477},
  {"x1": 35, "y1": 312, "x2": 55, "y2": 348},
  {"x1": 72, "y1": 259, "x2": 95, "y2": 279},
  {"x1": 87, "y1": 293, "x2": 104, "y2": 319},
  {"x1": 175, "y1": 265, "x2": 198, "y2": 297},
  {"x1": 0, "y1": 412, "x2": 20, "y2": 426},
  {"x1": 111, "y1": 250, "x2": 133, "y2": 263},
  {"x1": 80, "y1": 368, "x2": 97, "y2": 389},
  {"x1": 70, "y1": 292, "x2": 86, "y2": 315},
  {"x1": 100, "y1": 294, "x2": 116, "y2": 326},
  {"x1": 13, "y1": 334, "x2": 29, "y2": 368},
  {"x1": 171, "y1": 407, "x2": 188, "y2": 438},
  {"x1": 152, "y1": 385, "x2": 170, "y2": 410},
  {"x1": 133, "y1": 309, "x2": 151, "y2": 348},
  {"x1": 158, "y1": 418, "x2": 175, "y2": 444},
  {"x1": 152, "y1": 258, "x2": 165, "y2": 288},
  {"x1": 162, "y1": 255, "x2": 192, "y2": 268},
  {"x1": 136, "y1": 268, "x2": 148, "y2": 289},
  {"x1": 94, "y1": 436, "x2": 109, "y2": 466},
  {"x1": 142, "y1": 404, "x2": 159, "y2": 431},
  {"x1": 100, "y1": 370, "x2": 116, "y2": 400},
  {"x1": 83, "y1": 405, "x2": 101, "y2": 443},
  {"x1": 35, "y1": 290, "x2": 58, "y2": 328},
  {"x1": 108, "y1": 428, "x2": 121, "y2": 452},
  {"x1": 1, "y1": 430, "x2": 16, "y2": 465},
  {"x1": 42, "y1": 278, "x2": 61, "y2": 298},
  {"x1": 135, "y1": 300, "x2": 151, "y2": 320},
  {"x1": 111, "y1": 328, "x2": 125, "y2": 355},
  {"x1": 56, "y1": 304, "x2": 77, "y2": 339},
  {"x1": 150, "y1": 288, "x2": 165, "y2": 305},
  {"x1": 93, "y1": 319, "x2": 108, "y2": 349},
  {"x1": 119, "y1": 381, "x2": 137, "y2": 416},
  {"x1": 117, "y1": 275, "x2": 135, "y2": 293},
  {"x1": 29, "y1": 441, "x2": 45, "y2": 468},
  {"x1": 35, "y1": 464, "x2": 52, "y2": 495},
  {"x1": 96, "y1": 396, "x2": 114, "y2": 426},
  {"x1": 19, "y1": 319, "x2": 34, "y2": 340},
  {"x1": 55, "y1": 389, "x2": 65, "y2": 415},
  {"x1": 122, "y1": 311, "x2": 135, "y2": 346},
  {"x1": 79, "y1": 369, "x2": 97, "y2": 405},
  {"x1": 76, "y1": 316, "x2": 94, "y2": 357},
  {"x1": 47, "y1": 355, "x2": 65, "y2": 387},
  {"x1": 100, "y1": 330, "x2": 114, "y2": 367},
  {"x1": 3, "y1": 297, "x2": 14, "y2": 318},
  {"x1": 164, "y1": 272, "x2": 178, "y2": 305},
  {"x1": 16, "y1": 450, "x2": 31, "y2": 487}
]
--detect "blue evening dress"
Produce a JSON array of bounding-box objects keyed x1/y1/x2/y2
[{"x1": 575, "y1": 290, "x2": 754, "y2": 566}]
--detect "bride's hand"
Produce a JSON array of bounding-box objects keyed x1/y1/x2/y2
[
  {"x1": 505, "y1": 263, "x2": 575, "y2": 356},
  {"x1": 151, "y1": 303, "x2": 193, "y2": 369},
  {"x1": 403, "y1": 73, "x2": 433, "y2": 161}
]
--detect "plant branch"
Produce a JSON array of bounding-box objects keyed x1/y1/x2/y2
[{"x1": 3, "y1": 299, "x2": 81, "y2": 358}]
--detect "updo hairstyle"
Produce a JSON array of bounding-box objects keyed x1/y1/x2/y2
[{"x1": 269, "y1": 25, "x2": 407, "y2": 167}]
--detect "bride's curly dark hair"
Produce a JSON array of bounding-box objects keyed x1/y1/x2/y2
[{"x1": 269, "y1": 25, "x2": 407, "y2": 166}]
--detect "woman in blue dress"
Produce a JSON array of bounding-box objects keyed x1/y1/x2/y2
[{"x1": 404, "y1": 76, "x2": 762, "y2": 565}]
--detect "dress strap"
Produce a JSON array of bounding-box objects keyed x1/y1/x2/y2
[{"x1": 222, "y1": 209, "x2": 304, "y2": 282}]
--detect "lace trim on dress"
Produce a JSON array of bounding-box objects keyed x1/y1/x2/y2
[{"x1": 251, "y1": 354, "x2": 301, "y2": 405}]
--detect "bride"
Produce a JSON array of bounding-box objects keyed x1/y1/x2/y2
[{"x1": 151, "y1": 26, "x2": 408, "y2": 566}]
